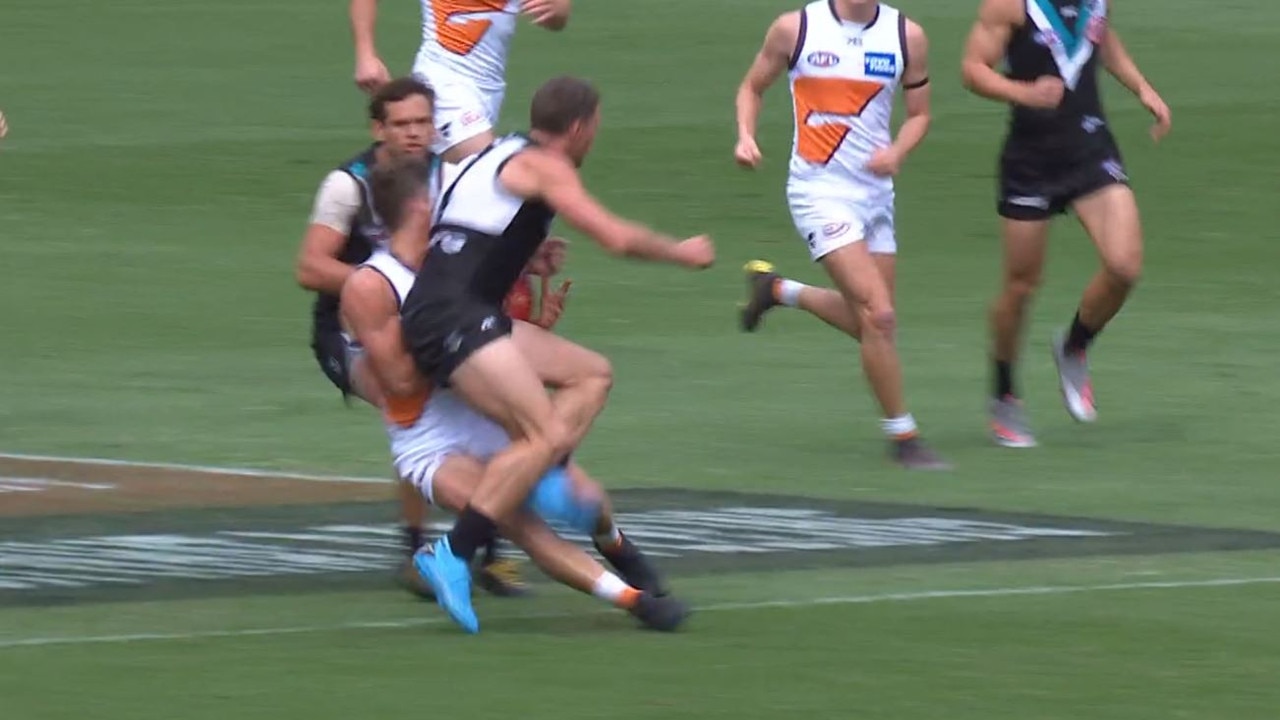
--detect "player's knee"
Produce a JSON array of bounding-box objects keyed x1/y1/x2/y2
[
  {"x1": 579, "y1": 350, "x2": 614, "y2": 394},
  {"x1": 1103, "y1": 252, "x2": 1142, "y2": 288},
  {"x1": 530, "y1": 416, "x2": 576, "y2": 463},
  {"x1": 1004, "y1": 271, "x2": 1041, "y2": 302}
]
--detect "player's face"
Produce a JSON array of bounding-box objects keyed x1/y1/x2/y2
[
  {"x1": 567, "y1": 108, "x2": 601, "y2": 167},
  {"x1": 374, "y1": 95, "x2": 435, "y2": 158}
]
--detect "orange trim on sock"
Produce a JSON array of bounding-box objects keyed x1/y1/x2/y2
[
  {"x1": 893, "y1": 430, "x2": 919, "y2": 442},
  {"x1": 770, "y1": 278, "x2": 783, "y2": 302},
  {"x1": 616, "y1": 587, "x2": 641, "y2": 610}
]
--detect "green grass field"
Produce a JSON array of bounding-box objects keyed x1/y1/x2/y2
[{"x1": 3, "y1": 0, "x2": 1280, "y2": 717}]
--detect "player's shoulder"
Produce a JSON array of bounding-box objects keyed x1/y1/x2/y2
[
  {"x1": 899, "y1": 14, "x2": 928, "y2": 48},
  {"x1": 769, "y1": 9, "x2": 804, "y2": 37},
  {"x1": 342, "y1": 264, "x2": 398, "y2": 311},
  {"x1": 979, "y1": 0, "x2": 1026, "y2": 25}
]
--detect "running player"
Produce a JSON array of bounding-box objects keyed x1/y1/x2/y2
[
  {"x1": 293, "y1": 77, "x2": 526, "y2": 598},
  {"x1": 339, "y1": 154, "x2": 688, "y2": 632},
  {"x1": 961, "y1": 0, "x2": 1170, "y2": 447},
  {"x1": 734, "y1": 0, "x2": 948, "y2": 470},
  {"x1": 400, "y1": 76, "x2": 714, "y2": 633},
  {"x1": 349, "y1": 0, "x2": 571, "y2": 165}
]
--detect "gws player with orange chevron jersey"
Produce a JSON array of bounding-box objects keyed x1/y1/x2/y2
[
  {"x1": 350, "y1": 0, "x2": 570, "y2": 165},
  {"x1": 734, "y1": 0, "x2": 949, "y2": 471},
  {"x1": 962, "y1": 0, "x2": 1170, "y2": 448}
]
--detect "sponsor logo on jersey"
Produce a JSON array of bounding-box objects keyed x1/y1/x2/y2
[
  {"x1": 863, "y1": 52, "x2": 897, "y2": 78},
  {"x1": 431, "y1": 230, "x2": 468, "y2": 254},
  {"x1": 1060, "y1": 5, "x2": 1079, "y2": 19},
  {"x1": 1034, "y1": 30, "x2": 1064, "y2": 49},
  {"x1": 460, "y1": 110, "x2": 485, "y2": 127},
  {"x1": 1081, "y1": 115, "x2": 1105, "y2": 133},
  {"x1": 806, "y1": 51, "x2": 840, "y2": 68},
  {"x1": 822, "y1": 222, "x2": 851, "y2": 238}
]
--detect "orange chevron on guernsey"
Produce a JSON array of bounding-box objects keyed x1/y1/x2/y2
[
  {"x1": 432, "y1": 0, "x2": 509, "y2": 56},
  {"x1": 792, "y1": 76, "x2": 885, "y2": 165}
]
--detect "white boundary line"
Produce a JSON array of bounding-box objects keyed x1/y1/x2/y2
[
  {"x1": 3, "y1": 575, "x2": 1279, "y2": 650},
  {"x1": 0, "y1": 452, "x2": 387, "y2": 484}
]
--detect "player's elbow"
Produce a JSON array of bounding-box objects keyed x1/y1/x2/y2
[
  {"x1": 295, "y1": 259, "x2": 321, "y2": 291},
  {"x1": 960, "y1": 61, "x2": 981, "y2": 92}
]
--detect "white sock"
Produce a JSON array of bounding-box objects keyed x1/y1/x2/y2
[
  {"x1": 591, "y1": 571, "x2": 636, "y2": 606},
  {"x1": 881, "y1": 413, "x2": 918, "y2": 439},
  {"x1": 593, "y1": 524, "x2": 622, "y2": 549},
  {"x1": 776, "y1": 279, "x2": 807, "y2": 307}
]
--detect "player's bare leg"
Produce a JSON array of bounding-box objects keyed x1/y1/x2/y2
[
  {"x1": 416, "y1": 338, "x2": 574, "y2": 633},
  {"x1": 989, "y1": 218, "x2": 1050, "y2": 448},
  {"x1": 565, "y1": 462, "x2": 669, "y2": 596},
  {"x1": 742, "y1": 248, "x2": 947, "y2": 470},
  {"x1": 512, "y1": 321, "x2": 613, "y2": 450},
  {"x1": 430, "y1": 455, "x2": 687, "y2": 630},
  {"x1": 1053, "y1": 184, "x2": 1144, "y2": 423},
  {"x1": 349, "y1": 356, "x2": 527, "y2": 598}
]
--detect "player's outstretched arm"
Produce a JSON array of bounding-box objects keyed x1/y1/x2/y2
[
  {"x1": 521, "y1": 0, "x2": 570, "y2": 31},
  {"x1": 1099, "y1": 26, "x2": 1171, "y2": 141},
  {"x1": 961, "y1": 0, "x2": 1061, "y2": 109},
  {"x1": 501, "y1": 151, "x2": 715, "y2": 269},
  {"x1": 339, "y1": 271, "x2": 423, "y2": 398},
  {"x1": 296, "y1": 172, "x2": 361, "y2": 294},
  {"x1": 350, "y1": 0, "x2": 390, "y2": 92},
  {"x1": 734, "y1": 12, "x2": 799, "y2": 169}
]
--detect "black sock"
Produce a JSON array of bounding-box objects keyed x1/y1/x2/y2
[
  {"x1": 445, "y1": 505, "x2": 498, "y2": 562},
  {"x1": 994, "y1": 360, "x2": 1015, "y2": 399},
  {"x1": 404, "y1": 525, "x2": 426, "y2": 554},
  {"x1": 1064, "y1": 311, "x2": 1098, "y2": 354},
  {"x1": 480, "y1": 538, "x2": 498, "y2": 565}
]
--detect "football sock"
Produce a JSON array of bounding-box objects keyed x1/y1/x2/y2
[
  {"x1": 994, "y1": 360, "x2": 1015, "y2": 398},
  {"x1": 592, "y1": 572, "x2": 641, "y2": 609},
  {"x1": 404, "y1": 525, "x2": 425, "y2": 554},
  {"x1": 882, "y1": 414, "x2": 919, "y2": 441},
  {"x1": 445, "y1": 505, "x2": 497, "y2": 562},
  {"x1": 1064, "y1": 311, "x2": 1099, "y2": 354},
  {"x1": 775, "y1": 278, "x2": 806, "y2": 307}
]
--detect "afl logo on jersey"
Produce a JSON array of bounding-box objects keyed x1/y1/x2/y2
[
  {"x1": 806, "y1": 51, "x2": 840, "y2": 68},
  {"x1": 863, "y1": 52, "x2": 897, "y2": 78}
]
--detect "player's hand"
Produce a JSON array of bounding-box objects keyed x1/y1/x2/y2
[
  {"x1": 734, "y1": 136, "x2": 763, "y2": 169},
  {"x1": 1139, "y1": 85, "x2": 1171, "y2": 142},
  {"x1": 536, "y1": 276, "x2": 572, "y2": 329},
  {"x1": 521, "y1": 0, "x2": 570, "y2": 27},
  {"x1": 675, "y1": 235, "x2": 716, "y2": 269},
  {"x1": 1019, "y1": 76, "x2": 1065, "y2": 109},
  {"x1": 528, "y1": 236, "x2": 568, "y2": 277},
  {"x1": 355, "y1": 53, "x2": 391, "y2": 94},
  {"x1": 865, "y1": 146, "x2": 903, "y2": 177}
]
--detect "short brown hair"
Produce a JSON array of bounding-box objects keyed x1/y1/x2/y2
[
  {"x1": 369, "y1": 77, "x2": 435, "y2": 122},
  {"x1": 529, "y1": 76, "x2": 600, "y2": 134},
  {"x1": 370, "y1": 155, "x2": 431, "y2": 232}
]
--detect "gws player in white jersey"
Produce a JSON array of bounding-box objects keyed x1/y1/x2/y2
[
  {"x1": 733, "y1": 0, "x2": 949, "y2": 471},
  {"x1": 962, "y1": 0, "x2": 1170, "y2": 447},
  {"x1": 339, "y1": 154, "x2": 688, "y2": 632},
  {"x1": 349, "y1": 0, "x2": 571, "y2": 165}
]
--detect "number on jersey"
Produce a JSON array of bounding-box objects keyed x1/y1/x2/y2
[{"x1": 792, "y1": 76, "x2": 884, "y2": 164}]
